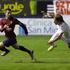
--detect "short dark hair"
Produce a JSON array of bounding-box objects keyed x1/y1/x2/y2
[
  {"x1": 54, "y1": 14, "x2": 64, "y2": 24},
  {"x1": 6, "y1": 8, "x2": 11, "y2": 11}
]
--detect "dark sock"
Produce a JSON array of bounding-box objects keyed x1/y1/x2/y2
[
  {"x1": 19, "y1": 46, "x2": 31, "y2": 54},
  {"x1": 1, "y1": 47, "x2": 9, "y2": 52}
]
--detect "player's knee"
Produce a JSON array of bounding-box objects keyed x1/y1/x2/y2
[
  {"x1": 48, "y1": 40, "x2": 51, "y2": 44},
  {"x1": 12, "y1": 44, "x2": 19, "y2": 49},
  {"x1": 13, "y1": 46, "x2": 19, "y2": 49},
  {"x1": 15, "y1": 47, "x2": 19, "y2": 49},
  {"x1": 48, "y1": 40, "x2": 53, "y2": 45}
]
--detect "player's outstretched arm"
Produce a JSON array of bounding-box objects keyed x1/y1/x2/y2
[
  {"x1": 19, "y1": 22, "x2": 28, "y2": 35},
  {"x1": 48, "y1": 32, "x2": 63, "y2": 45}
]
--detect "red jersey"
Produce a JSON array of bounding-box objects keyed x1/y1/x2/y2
[
  {"x1": 0, "y1": 18, "x2": 11, "y2": 27},
  {"x1": 0, "y1": 18, "x2": 16, "y2": 38}
]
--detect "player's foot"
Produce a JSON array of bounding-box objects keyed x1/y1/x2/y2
[
  {"x1": 29, "y1": 50, "x2": 34, "y2": 60},
  {"x1": 48, "y1": 45, "x2": 57, "y2": 51},
  {"x1": 1, "y1": 50, "x2": 10, "y2": 56}
]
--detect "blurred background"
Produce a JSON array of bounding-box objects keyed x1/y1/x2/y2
[
  {"x1": 0, "y1": 0, "x2": 70, "y2": 35},
  {"x1": 0, "y1": 0, "x2": 54, "y2": 18},
  {"x1": 0, "y1": 1, "x2": 70, "y2": 70}
]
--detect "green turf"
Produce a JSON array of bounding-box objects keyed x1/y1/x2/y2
[{"x1": 0, "y1": 35, "x2": 70, "y2": 70}]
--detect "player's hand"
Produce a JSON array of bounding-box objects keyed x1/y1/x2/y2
[
  {"x1": 48, "y1": 40, "x2": 54, "y2": 45},
  {"x1": 4, "y1": 25, "x2": 12, "y2": 31},
  {"x1": 4, "y1": 25, "x2": 8, "y2": 28},
  {"x1": 0, "y1": 25, "x2": 8, "y2": 32},
  {"x1": 25, "y1": 31, "x2": 28, "y2": 36}
]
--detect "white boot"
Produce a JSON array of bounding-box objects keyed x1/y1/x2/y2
[
  {"x1": 48, "y1": 45, "x2": 57, "y2": 51},
  {"x1": 1, "y1": 50, "x2": 10, "y2": 56}
]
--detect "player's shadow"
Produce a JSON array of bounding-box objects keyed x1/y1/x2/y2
[
  {"x1": 14, "y1": 59, "x2": 70, "y2": 64},
  {"x1": 31, "y1": 60, "x2": 70, "y2": 64},
  {"x1": 31, "y1": 60, "x2": 46, "y2": 63}
]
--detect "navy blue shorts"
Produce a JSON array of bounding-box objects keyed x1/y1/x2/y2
[{"x1": 3, "y1": 38, "x2": 17, "y2": 47}]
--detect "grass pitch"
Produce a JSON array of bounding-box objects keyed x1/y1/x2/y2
[{"x1": 0, "y1": 36, "x2": 70, "y2": 70}]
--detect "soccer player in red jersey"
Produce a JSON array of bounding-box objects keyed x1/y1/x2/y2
[{"x1": 0, "y1": 8, "x2": 34, "y2": 60}]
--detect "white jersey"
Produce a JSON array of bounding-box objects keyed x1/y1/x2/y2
[
  {"x1": 57, "y1": 22, "x2": 70, "y2": 39},
  {"x1": 49, "y1": 22, "x2": 70, "y2": 44}
]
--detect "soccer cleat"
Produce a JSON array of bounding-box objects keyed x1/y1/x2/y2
[
  {"x1": 1, "y1": 50, "x2": 10, "y2": 56},
  {"x1": 29, "y1": 50, "x2": 34, "y2": 60},
  {"x1": 48, "y1": 45, "x2": 57, "y2": 51}
]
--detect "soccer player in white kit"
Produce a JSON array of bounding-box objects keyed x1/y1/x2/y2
[{"x1": 48, "y1": 14, "x2": 70, "y2": 51}]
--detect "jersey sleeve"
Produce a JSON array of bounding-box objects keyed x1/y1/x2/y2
[
  {"x1": 0, "y1": 19, "x2": 4, "y2": 27},
  {"x1": 0, "y1": 19, "x2": 3, "y2": 25},
  {"x1": 8, "y1": 16, "x2": 20, "y2": 25},
  {"x1": 0, "y1": 19, "x2": 5, "y2": 32},
  {"x1": 14, "y1": 19, "x2": 20, "y2": 24}
]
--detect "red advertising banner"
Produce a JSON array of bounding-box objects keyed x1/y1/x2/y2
[{"x1": 54, "y1": 0, "x2": 70, "y2": 15}]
